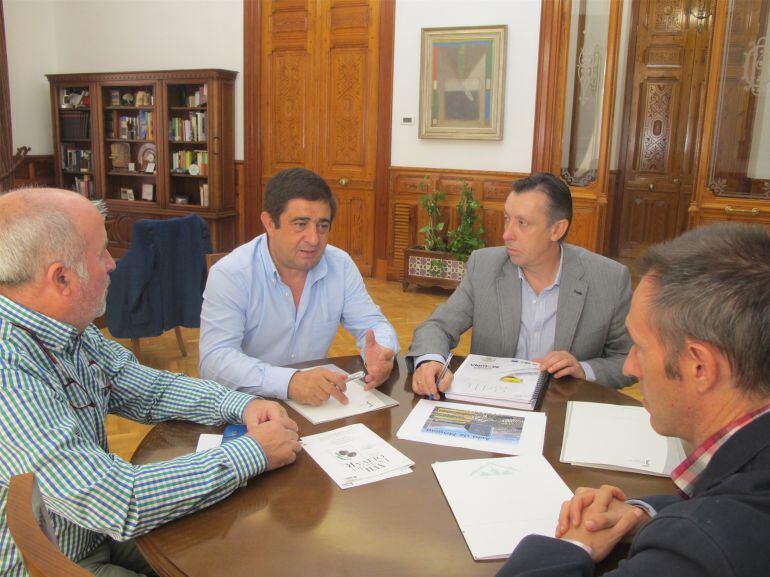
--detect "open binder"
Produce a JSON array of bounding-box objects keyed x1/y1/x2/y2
[{"x1": 445, "y1": 354, "x2": 550, "y2": 411}]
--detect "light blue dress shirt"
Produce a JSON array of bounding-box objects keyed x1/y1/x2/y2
[
  {"x1": 199, "y1": 234, "x2": 399, "y2": 399},
  {"x1": 416, "y1": 249, "x2": 595, "y2": 381}
]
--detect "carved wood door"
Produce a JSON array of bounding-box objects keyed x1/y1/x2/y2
[
  {"x1": 616, "y1": 0, "x2": 712, "y2": 257},
  {"x1": 261, "y1": 0, "x2": 380, "y2": 274}
]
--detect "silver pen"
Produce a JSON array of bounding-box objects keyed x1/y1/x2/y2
[{"x1": 428, "y1": 353, "x2": 453, "y2": 400}]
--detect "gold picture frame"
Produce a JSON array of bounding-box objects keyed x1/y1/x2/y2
[{"x1": 419, "y1": 25, "x2": 507, "y2": 140}]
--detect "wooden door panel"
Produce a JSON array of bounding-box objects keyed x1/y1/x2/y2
[
  {"x1": 619, "y1": 189, "x2": 679, "y2": 257},
  {"x1": 268, "y1": 51, "x2": 313, "y2": 169},
  {"x1": 326, "y1": 47, "x2": 369, "y2": 173},
  {"x1": 616, "y1": 0, "x2": 711, "y2": 256},
  {"x1": 328, "y1": 187, "x2": 373, "y2": 274},
  {"x1": 262, "y1": 0, "x2": 315, "y2": 175},
  {"x1": 634, "y1": 79, "x2": 681, "y2": 175},
  {"x1": 318, "y1": 0, "x2": 378, "y2": 185}
]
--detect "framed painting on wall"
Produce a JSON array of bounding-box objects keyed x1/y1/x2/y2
[{"x1": 419, "y1": 25, "x2": 507, "y2": 140}]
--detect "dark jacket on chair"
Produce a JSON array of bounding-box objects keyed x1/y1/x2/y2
[{"x1": 106, "y1": 215, "x2": 212, "y2": 338}]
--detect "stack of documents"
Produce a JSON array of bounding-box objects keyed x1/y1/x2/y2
[
  {"x1": 560, "y1": 401, "x2": 686, "y2": 476},
  {"x1": 396, "y1": 399, "x2": 547, "y2": 456},
  {"x1": 446, "y1": 355, "x2": 550, "y2": 411},
  {"x1": 285, "y1": 364, "x2": 398, "y2": 424},
  {"x1": 302, "y1": 423, "x2": 414, "y2": 489},
  {"x1": 433, "y1": 455, "x2": 573, "y2": 560}
]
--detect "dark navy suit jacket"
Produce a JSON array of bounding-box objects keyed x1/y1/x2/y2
[
  {"x1": 496, "y1": 411, "x2": 770, "y2": 577},
  {"x1": 106, "y1": 215, "x2": 211, "y2": 338}
]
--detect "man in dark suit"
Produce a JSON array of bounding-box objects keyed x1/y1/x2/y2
[
  {"x1": 497, "y1": 223, "x2": 770, "y2": 577},
  {"x1": 408, "y1": 173, "x2": 633, "y2": 393}
]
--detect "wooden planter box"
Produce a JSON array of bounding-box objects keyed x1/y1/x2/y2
[{"x1": 402, "y1": 248, "x2": 466, "y2": 291}]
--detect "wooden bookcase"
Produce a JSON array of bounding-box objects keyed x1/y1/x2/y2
[{"x1": 47, "y1": 69, "x2": 237, "y2": 256}]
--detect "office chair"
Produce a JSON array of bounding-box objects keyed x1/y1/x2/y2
[{"x1": 6, "y1": 473, "x2": 93, "y2": 577}]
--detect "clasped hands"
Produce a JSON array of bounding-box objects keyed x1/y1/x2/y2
[
  {"x1": 287, "y1": 329, "x2": 395, "y2": 406},
  {"x1": 555, "y1": 485, "x2": 650, "y2": 562},
  {"x1": 242, "y1": 399, "x2": 301, "y2": 470},
  {"x1": 411, "y1": 349, "x2": 585, "y2": 397}
]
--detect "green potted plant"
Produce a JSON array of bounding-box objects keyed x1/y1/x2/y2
[
  {"x1": 447, "y1": 182, "x2": 485, "y2": 261},
  {"x1": 403, "y1": 180, "x2": 485, "y2": 290}
]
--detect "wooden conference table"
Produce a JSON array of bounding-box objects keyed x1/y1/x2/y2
[{"x1": 133, "y1": 355, "x2": 676, "y2": 577}]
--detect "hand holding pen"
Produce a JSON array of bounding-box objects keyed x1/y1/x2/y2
[{"x1": 411, "y1": 353, "x2": 454, "y2": 398}]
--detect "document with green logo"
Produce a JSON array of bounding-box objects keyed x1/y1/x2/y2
[{"x1": 433, "y1": 455, "x2": 572, "y2": 560}]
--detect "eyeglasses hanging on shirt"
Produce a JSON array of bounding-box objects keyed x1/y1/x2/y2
[{"x1": 12, "y1": 324, "x2": 113, "y2": 410}]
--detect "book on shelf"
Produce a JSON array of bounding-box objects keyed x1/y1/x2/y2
[
  {"x1": 59, "y1": 109, "x2": 90, "y2": 140},
  {"x1": 200, "y1": 183, "x2": 209, "y2": 207},
  {"x1": 560, "y1": 401, "x2": 687, "y2": 477},
  {"x1": 445, "y1": 354, "x2": 550, "y2": 411},
  {"x1": 61, "y1": 145, "x2": 91, "y2": 172},
  {"x1": 171, "y1": 149, "x2": 208, "y2": 174},
  {"x1": 169, "y1": 111, "x2": 206, "y2": 142},
  {"x1": 73, "y1": 175, "x2": 93, "y2": 198},
  {"x1": 182, "y1": 85, "x2": 207, "y2": 107}
]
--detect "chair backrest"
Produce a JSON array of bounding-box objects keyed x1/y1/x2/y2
[{"x1": 6, "y1": 473, "x2": 93, "y2": 577}]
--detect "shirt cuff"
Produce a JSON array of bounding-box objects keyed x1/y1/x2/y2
[
  {"x1": 626, "y1": 499, "x2": 658, "y2": 518},
  {"x1": 262, "y1": 366, "x2": 299, "y2": 400},
  {"x1": 559, "y1": 538, "x2": 594, "y2": 558},
  {"x1": 580, "y1": 361, "x2": 596, "y2": 382},
  {"x1": 217, "y1": 389, "x2": 258, "y2": 423},
  {"x1": 216, "y1": 435, "x2": 268, "y2": 485},
  {"x1": 415, "y1": 353, "x2": 446, "y2": 368}
]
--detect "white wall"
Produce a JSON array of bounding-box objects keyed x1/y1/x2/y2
[
  {"x1": 5, "y1": 0, "x2": 243, "y2": 158},
  {"x1": 5, "y1": 0, "x2": 57, "y2": 156},
  {"x1": 390, "y1": 0, "x2": 541, "y2": 173}
]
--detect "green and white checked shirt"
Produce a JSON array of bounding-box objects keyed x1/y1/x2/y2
[{"x1": 0, "y1": 295, "x2": 267, "y2": 576}]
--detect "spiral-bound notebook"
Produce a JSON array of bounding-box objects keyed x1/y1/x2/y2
[{"x1": 445, "y1": 354, "x2": 550, "y2": 411}]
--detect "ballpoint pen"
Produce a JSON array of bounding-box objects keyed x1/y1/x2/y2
[
  {"x1": 428, "y1": 353, "x2": 453, "y2": 400},
  {"x1": 345, "y1": 371, "x2": 365, "y2": 383}
]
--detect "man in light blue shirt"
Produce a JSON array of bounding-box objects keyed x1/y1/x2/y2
[
  {"x1": 200, "y1": 168, "x2": 399, "y2": 405},
  {"x1": 408, "y1": 173, "x2": 633, "y2": 396}
]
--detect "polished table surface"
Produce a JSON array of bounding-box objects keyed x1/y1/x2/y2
[{"x1": 133, "y1": 356, "x2": 676, "y2": 577}]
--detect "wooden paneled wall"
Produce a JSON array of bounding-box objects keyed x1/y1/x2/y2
[
  {"x1": 12, "y1": 155, "x2": 55, "y2": 188},
  {"x1": 387, "y1": 166, "x2": 607, "y2": 281}
]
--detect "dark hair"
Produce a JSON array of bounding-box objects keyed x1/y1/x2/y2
[
  {"x1": 263, "y1": 168, "x2": 337, "y2": 226},
  {"x1": 512, "y1": 172, "x2": 573, "y2": 240},
  {"x1": 638, "y1": 223, "x2": 770, "y2": 397}
]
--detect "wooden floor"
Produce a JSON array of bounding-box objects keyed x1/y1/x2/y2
[{"x1": 105, "y1": 278, "x2": 640, "y2": 460}]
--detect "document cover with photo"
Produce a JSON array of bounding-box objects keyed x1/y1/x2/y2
[{"x1": 446, "y1": 354, "x2": 550, "y2": 411}]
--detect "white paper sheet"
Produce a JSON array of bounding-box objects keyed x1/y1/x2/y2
[
  {"x1": 195, "y1": 433, "x2": 222, "y2": 452},
  {"x1": 285, "y1": 364, "x2": 398, "y2": 424},
  {"x1": 560, "y1": 401, "x2": 686, "y2": 476},
  {"x1": 396, "y1": 399, "x2": 546, "y2": 456},
  {"x1": 301, "y1": 423, "x2": 414, "y2": 489},
  {"x1": 433, "y1": 455, "x2": 573, "y2": 560}
]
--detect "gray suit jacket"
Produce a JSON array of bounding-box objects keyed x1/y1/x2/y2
[{"x1": 406, "y1": 244, "x2": 633, "y2": 389}]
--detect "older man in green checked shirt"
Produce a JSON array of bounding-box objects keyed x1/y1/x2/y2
[{"x1": 0, "y1": 188, "x2": 302, "y2": 577}]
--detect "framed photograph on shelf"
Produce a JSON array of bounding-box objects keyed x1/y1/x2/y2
[
  {"x1": 419, "y1": 25, "x2": 507, "y2": 140},
  {"x1": 120, "y1": 187, "x2": 134, "y2": 201},
  {"x1": 141, "y1": 184, "x2": 154, "y2": 202}
]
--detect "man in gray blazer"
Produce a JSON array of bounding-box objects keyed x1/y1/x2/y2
[{"x1": 408, "y1": 173, "x2": 633, "y2": 394}]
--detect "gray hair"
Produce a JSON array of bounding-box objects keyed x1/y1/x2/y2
[
  {"x1": 637, "y1": 223, "x2": 770, "y2": 397},
  {"x1": 0, "y1": 192, "x2": 106, "y2": 286}
]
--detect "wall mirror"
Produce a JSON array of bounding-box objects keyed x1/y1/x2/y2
[
  {"x1": 559, "y1": 0, "x2": 612, "y2": 187},
  {"x1": 708, "y1": 0, "x2": 770, "y2": 199}
]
